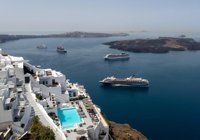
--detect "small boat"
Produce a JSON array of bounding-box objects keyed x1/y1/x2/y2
[
  {"x1": 103, "y1": 53, "x2": 129, "y2": 60},
  {"x1": 57, "y1": 46, "x2": 67, "y2": 52},
  {"x1": 37, "y1": 45, "x2": 47, "y2": 48}
]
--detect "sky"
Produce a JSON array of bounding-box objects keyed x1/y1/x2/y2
[{"x1": 0, "y1": 0, "x2": 200, "y2": 32}]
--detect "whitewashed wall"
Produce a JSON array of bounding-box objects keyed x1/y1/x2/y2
[{"x1": 20, "y1": 104, "x2": 31, "y2": 128}]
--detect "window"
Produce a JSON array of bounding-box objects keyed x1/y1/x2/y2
[{"x1": 46, "y1": 81, "x2": 48, "y2": 84}]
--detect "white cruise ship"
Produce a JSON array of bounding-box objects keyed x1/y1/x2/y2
[
  {"x1": 100, "y1": 75, "x2": 149, "y2": 87},
  {"x1": 0, "y1": 48, "x2": 109, "y2": 140},
  {"x1": 103, "y1": 52, "x2": 129, "y2": 60}
]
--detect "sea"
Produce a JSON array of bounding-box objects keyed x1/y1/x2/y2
[{"x1": 1, "y1": 31, "x2": 200, "y2": 140}]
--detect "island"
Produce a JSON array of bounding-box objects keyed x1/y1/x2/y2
[
  {"x1": 103, "y1": 37, "x2": 200, "y2": 53},
  {"x1": 0, "y1": 31, "x2": 128, "y2": 43},
  {"x1": 179, "y1": 35, "x2": 186, "y2": 37}
]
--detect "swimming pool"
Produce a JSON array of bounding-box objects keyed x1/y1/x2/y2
[
  {"x1": 58, "y1": 108, "x2": 82, "y2": 130},
  {"x1": 66, "y1": 83, "x2": 69, "y2": 85}
]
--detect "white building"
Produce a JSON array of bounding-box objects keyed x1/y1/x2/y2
[{"x1": 0, "y1": 48, "x2": 109, "y2": 140}]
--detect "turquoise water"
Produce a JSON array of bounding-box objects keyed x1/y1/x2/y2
[
  {"x1": 58, "y1": 108, "x2": 82, "y2": 130},
  {"x1": 66, "y1": 83, "x2": 69, "y2": 85}
]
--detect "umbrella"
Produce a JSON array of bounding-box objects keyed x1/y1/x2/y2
[
  {"x1": 87, "y1": 125, "x2": 93, "y2": 129},
  {"x1": 77, "y1": 130, "x2": 87, "y2": 135},
  {"x1": 83, "y1": 98, "x2": 90, "y2": 102},
  {"x1": 86, "y1": 106, "x2": 94, "y2": 109},
  {"x1": 85, "y1": 103, "x2": 93, "y2": 107},
  {"x1": 84, "y1": 101, "x2": 92, "y2": 104}
]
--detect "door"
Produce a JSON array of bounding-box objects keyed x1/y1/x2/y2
[
  {"x1": 52, "y1": 79, "x2": 55, "y2": 85},
  {"x1": 25, "y1": 77, "x2": 30, "y2": 83}
]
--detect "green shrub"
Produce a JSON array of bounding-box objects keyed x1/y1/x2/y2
[
  {"x1": 30, "y1": 116, "x2": 55, "y2": 140},
  {"x1": 36, "y1": 95, "x2": 43, "y2": 100}
]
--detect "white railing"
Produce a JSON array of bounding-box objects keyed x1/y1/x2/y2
[{"x1": 30, "y1": 92, "x2": 66, "y2": 140}]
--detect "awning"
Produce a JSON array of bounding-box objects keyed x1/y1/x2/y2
[{"x1": 39, "y1": 77, "x2": 50, "y2": 82}]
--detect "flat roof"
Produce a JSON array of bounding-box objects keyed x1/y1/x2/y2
[{"x1": 9, "y1": 56, "x2": 24, "y2": 62}]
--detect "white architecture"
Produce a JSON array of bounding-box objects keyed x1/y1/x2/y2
[{"x1": 0, "y1": 48, "x2": 109, "y2": 140}]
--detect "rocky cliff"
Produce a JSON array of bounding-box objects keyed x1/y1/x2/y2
[
  {"x1": 102, "y1": 113, "x2": 148, "y2": 140},
  {"x1": 0, "y1": 32, "x2": 128, "y2": 43},
  {"x1": 103, "y1": 37, "x2": 200, "y2": 53}
]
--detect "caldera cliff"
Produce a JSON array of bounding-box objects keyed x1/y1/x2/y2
[
  {"x1": 102, "y1": 113, "x2": 148, "y2": 140},
  {"x1": 0, "y1": 31, "x2": 128, "y2": 43},
  {"x1": 103, "y1": 37, "x2": 200, "y2": 53}
]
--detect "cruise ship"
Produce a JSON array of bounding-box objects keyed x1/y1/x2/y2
[
  {"x1": 100, "y1": 75, "x2": 149, "y2": 87},
  {"x1": 37, "y1": 45, "x2": 47, "y2": 48},
  {"x1": 103, "y1": 53, "x2": 129, "y2": 60},
  {"x1": 57, "y1": 46, "x2": 67, "y2": 52},
  {"x1": 0, "y1": 48, "x2": 109, "y2": 140}
]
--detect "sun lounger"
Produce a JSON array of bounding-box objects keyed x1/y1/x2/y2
[
  {"x1": 80, "y1": 115, "x2": 86, "y2": 118},
  {"x1": 78, "y1": 112, "x2": 85, "y2": 115}
]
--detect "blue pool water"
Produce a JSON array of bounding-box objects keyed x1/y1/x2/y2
[
  {"x1": 58, "y1": 108, "x2": 82, "y2": 130},
  {"x1": 66, "y1": 83, "x2": 69, "y2": 85}
]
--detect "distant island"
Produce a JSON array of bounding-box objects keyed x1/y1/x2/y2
[
  {"x1": 103, "y1": 37, "x2": 200, "y2": 53},
  {"x1": 179, "y1": 35, "x2": 186, "y2": 37},
  {"x1": 0, "y1": 31, "x2": 128, "y2": 43},
  {"x1": 140, "y1": 30, "x2": 148, "y2": 32}
]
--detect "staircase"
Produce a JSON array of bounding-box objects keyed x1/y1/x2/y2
[
  {"x1": 24, "y1": 84, "x2": 65, "y2": 140},
  {"x1": 24, "y1": 117, "x2": 33, "y2": 132},
  {"x1": 12, "y1": 129, "x2": 24, "y2": 135},
  {"x1": 30, "y1": 107, "x2": 35, "y2": 117}
]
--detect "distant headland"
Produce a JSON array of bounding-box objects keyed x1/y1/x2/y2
[
  {"x1": 0, "y1": 31, "x2": 129, "y2": 43},
  {"x1": 103, "y1": 37, "x2": 200, "y2": 53}
]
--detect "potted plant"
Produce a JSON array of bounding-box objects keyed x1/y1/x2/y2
[{"x1": 21, "y1": 123, "x2": 25, "y2": 128}]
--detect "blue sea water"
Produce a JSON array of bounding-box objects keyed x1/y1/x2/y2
[{"x1": 1, "y1": 31, "x2": 200, "y2": 140}]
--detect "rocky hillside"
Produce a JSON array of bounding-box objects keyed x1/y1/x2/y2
[
  {"x1": 101, "y1": 113, "x2": 148, "y2": 140},
  {"x1": 103, "y1": 37, "x2": 200, "y2": 53},
  {"x1": 0, "y1": 32, "x2": 128, "y2": 43}
]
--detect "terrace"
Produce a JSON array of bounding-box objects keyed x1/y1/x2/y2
[{"x1": 55, "y1": 98, "x2": 102, "y2": 140}]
